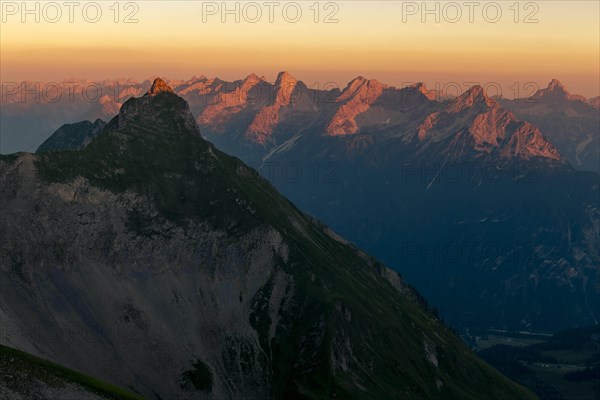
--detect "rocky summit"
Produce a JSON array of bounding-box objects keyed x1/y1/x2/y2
[{"x1": 147, "y1": 77, "x2": 174, "y2": 95}]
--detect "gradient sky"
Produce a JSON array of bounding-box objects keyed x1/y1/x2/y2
[{"x1": 1, "y1": 0, "x2": 599, "y2": 97}]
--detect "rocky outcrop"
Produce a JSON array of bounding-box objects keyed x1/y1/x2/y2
[{"x1": 147, "y1": 77, "x2": 174, "y2": 95}]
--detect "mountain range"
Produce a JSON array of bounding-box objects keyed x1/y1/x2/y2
[
  {"x1": 3, "y1": 75, "x2": 599, "y2": 173},
  {"x1": 0, "y1": 79, "x2": 537, "y2": 399},
  {"x1": 32, "y1": 73, "x2": 600, "y2": 333}
]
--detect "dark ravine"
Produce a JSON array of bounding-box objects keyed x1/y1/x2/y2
[{"x1": 0, "y1": 79, "x2": 537, "y2": 399}]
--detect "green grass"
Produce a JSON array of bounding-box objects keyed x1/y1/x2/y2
[{"x1": 0, "y1": 344, "x2": 144, "y2": 399}]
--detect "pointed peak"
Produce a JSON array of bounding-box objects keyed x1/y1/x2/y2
[
  {"x1": 119, "y1": 79, "x2": 199, "y2": 135},
  {"x1": 548, "y1": 78, "x2": 566, "y2": 90},
  {"x1": 349, "y1": 76, "x2": 368, "y2": 85},
  {"x1": 466, "y1": 85, "x2": 485, "y2": 97},
  {"x1": 449, "y1": 85, "x2": 494, "y2": 112},
  {"x1": 460, "y1": 85, "x2": 487, "y2": 102},
  {"x1": 147, "y1": 78, "x2": 174, "y2": 95},
  {"x1": 244, "y1": 73, "x2": 262, "y2": 83},
  {"x1": 334, "y1": 76, "x2": 385, "y2": 104},
  {"x1": 241, "y1": 73, "x2": 263, "y2": 93},
  {"x1": 454, "y1": 85, "x2": 493, "y2": 106},
  {"x1": 275, "y1": 71, "x2": 297, "y2": 86},
  {"x1": 342, "y1": 76, "x2": 368, "y2": 92},
  {"x1": 532, "y1": 78, "x2": 572, "y2": 99}
]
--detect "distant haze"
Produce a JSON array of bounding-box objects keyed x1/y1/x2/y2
[{"x1": 1, "y1": 1, "x2": 598, "y2": 98}]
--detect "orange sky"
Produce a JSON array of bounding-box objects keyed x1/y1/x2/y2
[{"x1": 1, "y1": 1, "x2": 599, "y2": 97}]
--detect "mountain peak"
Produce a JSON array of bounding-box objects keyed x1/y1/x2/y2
[
  {"x1": 244, "y1": 72, "x2": 261, "y2": 82},
  {"x1": 245, "y1": 72, "x2": 298, "y2": 143},
  {"x1": 466, "y1": 85, "x2": 485, "y2": 97},
  {"x1": 339, "y1": 76, "x2": 383, "y2": 97},
  {"x1": 120, "y1": 80, "x2": 199, "y2": 135},
  {"x1": 275, "y1": 71, "x2": 297, "y2": 86},
  {"x1": 147, "y1": 78, "x2": 174, "y2": 95},
  {"x1": 548, "y1": 78, "x2": 566, "y2": 91},
  {"x1": 532, "y1": 78, "x2": 571, "y2": 98},
  {"x1": 449, "y1": 85, "x2": 495, "y2": 112},
  {"x1": 346, "y1": 76, "x2": 368, "y2": 88}
]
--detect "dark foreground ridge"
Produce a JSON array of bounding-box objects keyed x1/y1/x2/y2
[{"x1": 0, "y1": 344, "x2": 142, "y2": 400}]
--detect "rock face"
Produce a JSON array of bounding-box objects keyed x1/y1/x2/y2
[
  {"x1": 0, "y1": 84, "x2": 536, "y2": 399},
  {"x1": 325, "y1": 77, "x2": 386, "y2": 136},
  {"x1": 417, "y1": 86, "x2": 564, "y2": 162},
  {"x1": 246, "y1": 71, "x2": 299, "y2": 143}
]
